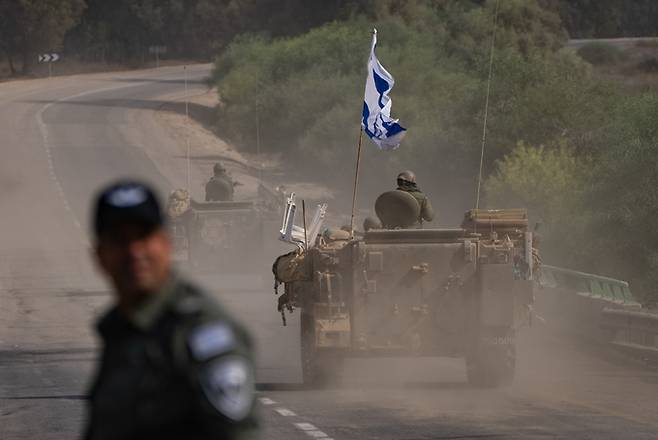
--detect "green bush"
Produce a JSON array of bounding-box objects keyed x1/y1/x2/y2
[
  {"x1": 484, "y1": 94, "x2": 658, "y2": 305},
  {"x1": 211, "y1": 1, "x2": 595, "y2": 189},
  {"x1": 211, "y1": 1, "x2": 658, "y2": 303},
  {"x1": 484, "y1": 141, "x2": 593, "y2": 265},
  {"x1": 583, "y1": 94, "x2": 658, "y2": 304}
]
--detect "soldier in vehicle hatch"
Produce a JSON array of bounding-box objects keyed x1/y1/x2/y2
[
  {"x1": 205, "y1": 162, "x2": 236, "y2": 202},
  {"x1": 396, "y1": 170, "x2": 435, "y2": 225},
  {"x1": 84, "y1": 181, "x2": 258, "y2": 440}
]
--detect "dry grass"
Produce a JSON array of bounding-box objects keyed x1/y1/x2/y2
[{"x1": 585, "y1": 42, "x2": 658, "y2": 90}]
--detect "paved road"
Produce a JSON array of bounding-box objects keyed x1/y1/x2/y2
[{"x1": 1, "y1": 66, "x2": 657, "y2": 439}]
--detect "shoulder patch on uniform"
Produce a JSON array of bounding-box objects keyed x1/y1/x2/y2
[
  {"x1": 188, "y1": 322, "x2": 235, "y2": 361},
  {"x1": 201, "y1": 355, "x2": 255, "y2": 421}
]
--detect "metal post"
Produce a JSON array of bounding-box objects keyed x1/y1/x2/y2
[
  {"x1": 349, "y1": 128, "x2": 364, "y2": 237},
  {"x1": 256, "y1": 99, "x2": 262, "y2": 183},
  {"x1": 302, "y1": 200, "x2": 308, "y2": 250},
  {"x1": 525, "y1": 231, "x2": 534, "y2": 280},
  {"x1": 184, "y1": 65, "x2": 191, "y2": 193},
  {"x1": 156, "y1": 49, "x2": 160, "y2": 69},
  {"x1": 48, "y1": 62, "x2": 52, "y2": 78},
  {"x1": 184, "y1": 65, "x2": 189, "y2": 119},
  {"x1": 474, "y1": 0, "x2": 500, "y2": 211}
]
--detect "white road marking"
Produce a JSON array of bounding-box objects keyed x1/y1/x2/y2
[
  {"x1": 304, "y1": 431, "x2": 330, "y2": 438},
  {"x1": 259, "y1": 397, "x2": 276, "y2": 405},
  {"x1": 35, "y1": 80, "x2": 156, "y2": 245},
  {"x1": 275, "y1": 408, "x2": 297, "y2": 417},
  {"x1": 294, "y1": 423, "x2": 331, "y2": 438},
  {"x1": 293, "y1": 423, "x2": 334, "y2": 440},
  {"x1": 294, "y1": 423, "x2": 318, "y2": 431}
]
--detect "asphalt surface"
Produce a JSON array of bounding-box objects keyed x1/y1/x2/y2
[{"x1": 1, "y1": 66, "x2": 657, "y2": 439}]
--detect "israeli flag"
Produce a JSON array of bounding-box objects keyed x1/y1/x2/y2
[{"x1": 362, "y1": 29, "x2": 406, "y2": 150}]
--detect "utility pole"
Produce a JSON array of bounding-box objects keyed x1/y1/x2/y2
[{"x1": 185, "y1": 65, "x2": 191, "y2": 193}]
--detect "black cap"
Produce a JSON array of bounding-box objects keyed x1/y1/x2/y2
[{"x1": 93, "y1": 181, "x2": 164, "y2": 238}]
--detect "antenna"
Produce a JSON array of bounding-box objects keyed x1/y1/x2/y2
[
  {"x1": 184, "y1": 65, "x2": 191, "y2": 193},
  {"x1": 302, "y1": 199, "x2": 308, "y2": 250},
  {"x1": 474, "y1": 0, "x2": 501, "y2": 211}
]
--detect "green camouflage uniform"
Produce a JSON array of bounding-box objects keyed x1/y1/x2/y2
[
  {"x1": 83, "y1": 274, "x2": 258, "y2": 440},
  {"x1": 205, "y1": 175, "x2": 234, "y2": 202},
  {"x1": 397, "y1": 182, "x2": 435, "y2": 224}
]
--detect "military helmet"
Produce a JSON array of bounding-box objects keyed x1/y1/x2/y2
[
  {"x1": 397, "y1": 170, "x2": 416, "y2": 184},
  {"x1": 170, "y1": 188, "x2": 190, "y2": 201},
  {"x1": 167, "y1": 189, "x2": 191, "y2": 217},
  {"x1": 213, "y1": 162, "x2": 226, "y2": 175}
]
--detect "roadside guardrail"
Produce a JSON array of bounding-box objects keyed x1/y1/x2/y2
[
  {"x1": 539, "y1": 264, "x2": 657, "y2": 363},
  {"x1": 540, "y1": 265, "x2": 640, "y2": 307},
  {"x1": 600, "y1": 308, "x2": 658, "y2": 361}
]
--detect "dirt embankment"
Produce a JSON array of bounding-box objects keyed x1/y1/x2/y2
[{"x1": 152, "y1": 86, "x2": 334, "y2": 204}]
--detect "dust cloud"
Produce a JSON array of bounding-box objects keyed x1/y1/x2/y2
[
  {"x1": 190, "y1": 217, "x2": 658, "y2": 426},
  {"x1": 150, "y1": 73, "x2": 658, "y2": 432}
]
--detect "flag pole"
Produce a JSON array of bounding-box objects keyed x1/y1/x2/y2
[{"x1": 349, "y1": 127, "x2": 364, "y2": 238}]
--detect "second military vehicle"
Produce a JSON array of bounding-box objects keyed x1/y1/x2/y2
[{"x1": 168, "y1": 184, "x2": 281, "y2": 272}]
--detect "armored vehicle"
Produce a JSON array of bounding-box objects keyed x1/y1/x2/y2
[
  {"x1": 273, "y1": 192, "x2": 535, "y2": 387},
  {"x1": 168, "y1": 184, "x2": 281, "y2": 272}
]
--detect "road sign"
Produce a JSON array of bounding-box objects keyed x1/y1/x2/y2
[
  {"x1": 148, "y1": 46, "x2": 167, "y2": 54},
  {"x1": 38, "y1": 53, "x2": 60, "y2": 63},
  {"x1": 148, "y1": 46, "x2": 167, "y2": 68}
]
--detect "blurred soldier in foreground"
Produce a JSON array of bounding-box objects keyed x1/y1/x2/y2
[
  {"x1": 84, "y1": 181, "x2": 258, "y2": 440},
  {"x1": 206, "y1": 162, "x2": 236, "y2": 202},
  {"x1": 395, "y1": 170, "x2": 434, "y2": 225}
]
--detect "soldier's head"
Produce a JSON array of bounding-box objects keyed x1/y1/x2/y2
[
  {"x1": 396, "y1": 170, "x2": 416, "y2": 187},
  {"x1": 93, "y1": 181, "x2": 172, "y2": 308},
  {"x1": 213, "y1": 162, "x2": 226, "y2": 176},
  {"x1": 169, "y1": 188, "x2": 190, "y2": 202},
  {"x1": 167, "y1": 189, "x2": 191, "y2": 217}
]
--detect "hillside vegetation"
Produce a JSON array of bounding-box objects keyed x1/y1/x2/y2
[
  {"x1": 2, "y1": 0, "x2": 657, "y2": 303},
  {"x1": 212, "y1": 1, "x2": 658, "y2": 304}
]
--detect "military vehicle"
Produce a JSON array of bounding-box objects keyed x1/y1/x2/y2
[
  {"x1": 168, "y1": 184, "x2": 282, "y2": 272},
  {"x1": 273, "y1": 191, "x2": 535, "y2": 387}
]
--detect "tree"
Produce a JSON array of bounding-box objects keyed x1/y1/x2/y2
[
  {"x1": 210, "y1": 1, "x2": 596, "y2": 211},
  {"x1": 0, "y1": 1, "x2": 22, "y2": 75},
  {"x1": 583, "y1": 94, "x2": 658, "y2": 304},
  {"x1": 0, "y1": 0, "x2": 85, "y2": 74},
  {"x1": 544, "y1": 0, "x2": 658, "y2": 38},
  {"x1": 484, "y1": 142, "x2": 593, "y2": 266},
  {"x1": 483, "y1": 93, "x2": 658, "y2": 305}
]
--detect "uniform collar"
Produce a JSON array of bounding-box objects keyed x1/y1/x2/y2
[
  {"x1": 97, "y1": 272, "x2": 179, "y2": 337},
  {"x1": 130, "y1": 273, "x2": 179, "y2": 331}
]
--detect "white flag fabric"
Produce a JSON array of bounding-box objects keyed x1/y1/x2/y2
[{"x1": 361, "y1": 28, "x2": 406, "y2": 150}]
